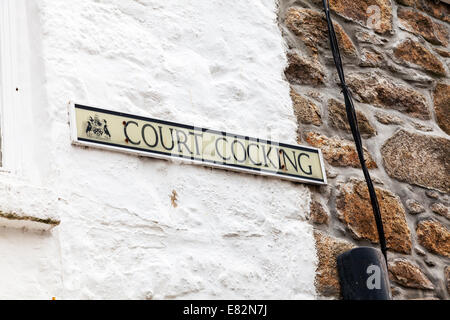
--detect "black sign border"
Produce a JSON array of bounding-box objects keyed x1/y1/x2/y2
[{"x1": 70, "y1": 103, "x2": 328, "y2": 185}]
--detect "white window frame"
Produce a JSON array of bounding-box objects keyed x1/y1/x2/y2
[
  {"x1": 0, "y1": 0, "x2": 19, "y2": 173},
  {"x1": 0, "y1": 0, "x2": 30, "y2": 175},
  {"x1": 0, "y1": 1, "x2": 60, "y2": 231}
]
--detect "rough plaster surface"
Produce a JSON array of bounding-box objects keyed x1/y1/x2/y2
[{"x1": 0, "y1": 0, "x2": 317, "y2": 299}]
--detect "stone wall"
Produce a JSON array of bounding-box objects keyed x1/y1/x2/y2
[{"x1": 278, "y1": 0, "x2": 449, "y2": 299}]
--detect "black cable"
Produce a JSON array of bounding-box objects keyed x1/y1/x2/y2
[{"x1": 321, "y1": 0, "x2": 388, "y2": 266}]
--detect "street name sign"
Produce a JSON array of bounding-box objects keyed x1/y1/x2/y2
[{"x1": 70, "y1": 103, "x2": 327, "y2": 185}]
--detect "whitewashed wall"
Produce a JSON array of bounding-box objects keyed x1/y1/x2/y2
[{"x1": 0, "y1": 0, "x2": 317, "y2": 299}]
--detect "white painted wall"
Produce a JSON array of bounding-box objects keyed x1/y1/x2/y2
[{"x1": 0, "y1": 0, "x2": 317, "y2": 299}]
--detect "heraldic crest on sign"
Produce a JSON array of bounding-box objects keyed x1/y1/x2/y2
[{"x1": 85, "y1": 115, "x2": 111, "y2": 140}]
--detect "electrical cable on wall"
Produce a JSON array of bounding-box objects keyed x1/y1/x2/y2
[{"x1": 321, "y1": 0, "x2": 388, "y2": 266}]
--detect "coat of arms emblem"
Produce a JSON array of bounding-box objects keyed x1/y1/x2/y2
[{"x1": 85, "y1": 115, "x2": 111, "y2": 140}]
